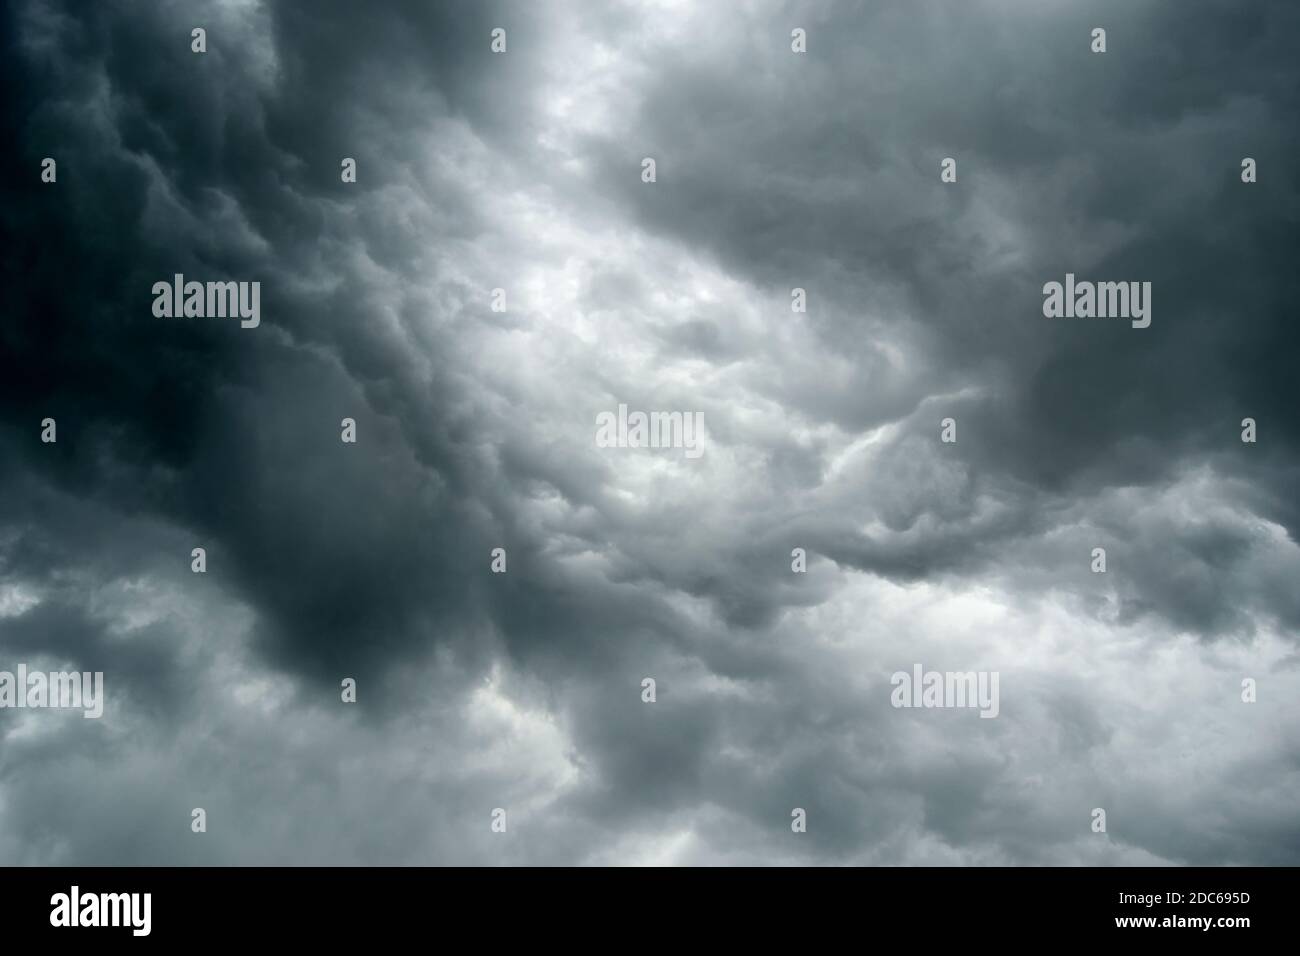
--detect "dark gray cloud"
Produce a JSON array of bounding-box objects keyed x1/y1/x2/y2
[{"x1": 0, "y1": 0, "x2": 1296, "y2": 866}]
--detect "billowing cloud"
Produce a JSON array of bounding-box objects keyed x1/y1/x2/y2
[{"x1": 1, "y1": 0, "x2": 1297, "y2": 865}]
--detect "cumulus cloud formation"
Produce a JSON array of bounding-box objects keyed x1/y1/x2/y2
[{"x1": 1, "y1": 0, "x2": 1297, "y2": 865}]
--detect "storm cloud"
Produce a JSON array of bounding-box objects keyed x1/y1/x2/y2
[{"x1": 1, "y1": 0, "x2": 1297, "y2": 865}]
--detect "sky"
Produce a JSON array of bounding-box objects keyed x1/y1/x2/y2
[{"x1": 1, "y1": 0, "x2": 1298, "y2": 865}]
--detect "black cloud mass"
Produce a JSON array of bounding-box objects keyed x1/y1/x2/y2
[{"x1": 1, "y1": 0, "x2": 1298, "y2": 865}]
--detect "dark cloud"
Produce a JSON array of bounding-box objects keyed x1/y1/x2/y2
[{"x1": 1, "y1": 0, "x2": 1296, "y2": 866}]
